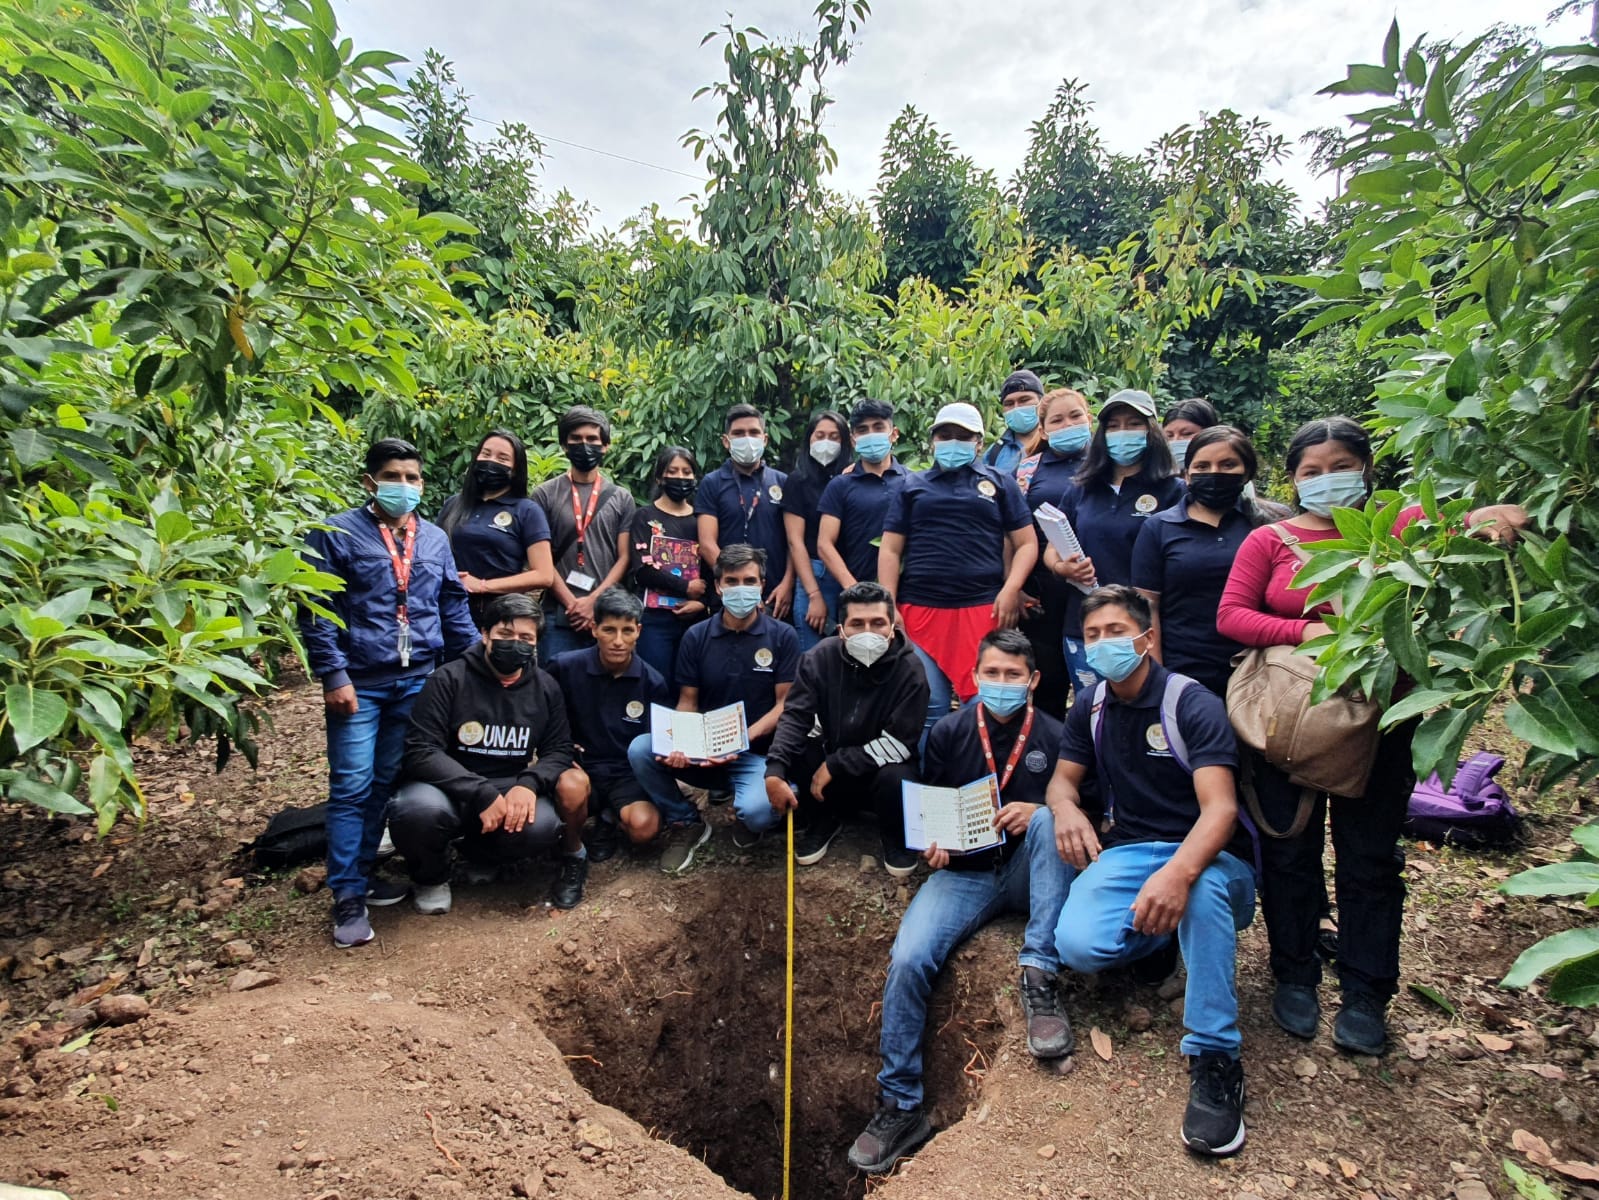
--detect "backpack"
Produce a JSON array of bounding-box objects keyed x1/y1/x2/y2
[
  {"x1": 1405, "y1": 752, "x2": 1522, "y2": 848},
  {"x1": 250, "y1": 803, "x2": 328, "y2": 870}
]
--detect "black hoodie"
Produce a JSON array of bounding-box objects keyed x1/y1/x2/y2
[
  {"x1": 403, "y1": 645, "x2": 574, "y2": 814},
  {"x1": 764, "y1": 631, "x2": 930, "y2": 780}
]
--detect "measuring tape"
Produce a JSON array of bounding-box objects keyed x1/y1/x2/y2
[{"x1": 783, "y1": 808, "x2": 795, "y2": 1200}]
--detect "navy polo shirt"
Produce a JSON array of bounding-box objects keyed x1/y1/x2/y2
[
  {"x1": 696, "y1": 461, "x2": 789, "y2": 585},
  {"x1": 1016, "y1": 449, "x2": 1083, "y2": 513},
  {"x1": 1130, "y1": 498, "x2": 1251, "y2": 696},
  {"x1": 441, "y1": 495, "x2": 551, "y2": 581},
  {"x1": 925, "y1": 702, "x2": 1063, "y2": 871},
  {"x1": 1058, "y1": 470, "x2": 1185, "y2": 635},
  {"x1": 1060, "y1": 661, "x2": 1237, "y2": 850},
  {"x1": 882, "y1": 462, "x2": 1033, "y2": 607},
  {"x1": 675, "y1": 612, "x2": 799, "y2": 754},
  {"x1": 550, "y1": 647, "x2": 668, "y2": 777},
  {"x1": 816, "y1": 461, "x2": 908, "y2": 583}
]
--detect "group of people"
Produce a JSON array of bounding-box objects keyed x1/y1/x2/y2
[{"x1": 298, "y1": 376, "x2": 1526, "y2": 1168}]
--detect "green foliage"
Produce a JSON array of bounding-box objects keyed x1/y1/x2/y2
[
  {"x1": 874, "y1": 106, "x2": 997, "y2": 292},
  {"x1": 1500, "y1": 821, "x2": 1599, "y2": 1008}
]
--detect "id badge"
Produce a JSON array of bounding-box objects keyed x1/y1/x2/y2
[
  {"x1": 397, "y1": 620, "x2": 413, "y2": 668},
  {"x1": 566, "y1": 569, "x2": 596, "y2": 592}
]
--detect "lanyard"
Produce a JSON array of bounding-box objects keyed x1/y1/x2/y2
[
  {"x1": 376, "y1": 514, "x2": 418, "y2": 621},
  {"x1": 976, "y1": 703, "x2": 1034, "y2": 794},
  {"x1": 569, "y1": 474, "x2": 604, "y2": 569},
  {"x1": 735, "y1": 470, "x2": 761, "y2": 537}
]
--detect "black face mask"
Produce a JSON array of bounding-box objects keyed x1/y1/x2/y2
[
  {"x1": 473, "y1": 460, "x2": 513, "y2": 492},
  {"x1": 661, "y1": 477, "x2": 696, "y2": 502},
  {"x1": 1187, "y1": 472, "x2": 1249, "y2": 511},
  {"x1": 487, "y1": 638, "x2": 536, "y2": 675},
  {"x1": 565, "y1": 443, "x2": 605, "y2": 472}
]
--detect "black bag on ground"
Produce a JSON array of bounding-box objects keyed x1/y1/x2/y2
[{"x1": 251, "y1": 803, "x2": 327, "y2": 870}]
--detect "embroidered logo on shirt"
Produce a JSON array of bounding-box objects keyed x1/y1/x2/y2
[
  {"x1": 754, "y1": 647, "x2": 774, "y2": 671},
  {"x1": 625, "y1": 700, "x2": 644, "y2": 721},
  {"x1": 1146, "y1": 724, "x2": 1172, "y2": 755},
  {"x1": 493, "y1": 510, "x2": 514, "y2": 528},
  {"x1": 1135, "y1": 494, "x2": 1158, "y2": 514},
  {"x1": 458, "y1": 721, "x2": 485, "y2": 746},
  {"x1": 1025, "y1": 749, "x2": 1049, "y2": 773},
  {"x1": 976, "y1": 479, "x2": 997, "y2": 499},
  {"x1": 769, "y1": 485, "x2": 783, "y2": 503}
]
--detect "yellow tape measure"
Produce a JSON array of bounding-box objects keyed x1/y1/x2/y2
[{"x1": 783, "y1": 808, "x2": 795, "y2": 1200}]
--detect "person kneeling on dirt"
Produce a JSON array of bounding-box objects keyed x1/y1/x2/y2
[
  {"x1": 847, "y1": 628, "x2": 1072, "y2": 1175},
  {"x1": 1047, "y1": 585, "x2": 1255, "y2": 1157},
  {"x1": 389, "y1": 594, "x2": 588, "y2": 913},
  {"x1": 763, "y1": 582, "x2": 928, "y2": 873},
  {"x1": 549, "y1": 588, "x2": 669, "y2": 862}
]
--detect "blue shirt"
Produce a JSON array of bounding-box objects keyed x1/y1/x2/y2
[
  {"x1": 440, "y1": 495, "x2": 550, "y2": 581},
  {"x1": 675, "y1": 612, "x2": 800, "y2": 754},
  {"x1": 983, "y1": 430, "x2": 1027, "y2": 475},
  {"x1": 1060, "y1": 661, "x2": 1237, "y2": 849},
  {"x1": 1129, "y1": 499, "x2": 1251, "y2": 697},
  {"x1": 816, "y1": 461, "x2": 908, "y2": 583},
  {"x1": 1016, "y1": 450, "x2": 1084, "y2": 513},
  {"x1": 1058, "y1": 470, "x2": 1186, "y2": 635},
  {"x1": 550, "y1": 647, "x2": 668, "y2": 776},
  {"x1": 695, "y1": 461, "x2": 789, "y2": 586},
  {"x1": 882, "y1": 462, "x2": 1033, "y2": 607}
]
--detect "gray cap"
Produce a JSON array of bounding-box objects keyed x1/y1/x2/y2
[{"x1": 1101, "y1": 389, "x2": 1158, "y2": 420}]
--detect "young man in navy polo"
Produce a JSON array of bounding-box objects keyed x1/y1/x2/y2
[
  {"x1": 1047, "y1": 585, "x2": 1255, "y2": 1158},
  {"x1": 847, "y1": 629, "x2": 1073, "y2": 1175},
  {"x1": 626, "y1": 543, "x2": 799, "y2": 873},
  {"x1": 815, "y1": 397, "x2": 907, "y2": 588},
  {"x1": 879, "y1": 402, "x2": 1038, "y2": 743},
  {"x1": 696, "y1": 404, "x2": 794, "y2": 618},
  {"x1": 549, "y1": 588, "x2": 670, "y2": 862},
  {"x1": 299, "y1": 437, "x2": 478, "y2": 949}
]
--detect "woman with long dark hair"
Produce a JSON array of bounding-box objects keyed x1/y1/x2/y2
[
  {"x1": 783, "y1": 410, "x2": 850, "y2": 652},
  {"x1": 437, "y1": 429, "x2": 556, "y2": 627},
  {"x1": 1162, "y1": 398, "x2": 1221, "y2": 472},
  {"x1": 630, "y1": 446, "x2": 708, "y2": 696}
]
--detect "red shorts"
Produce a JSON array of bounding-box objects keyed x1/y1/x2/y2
[{"x1": 899, "y1": 602, "x2": 997, "y2": 702}]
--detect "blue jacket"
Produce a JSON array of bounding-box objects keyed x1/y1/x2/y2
[{"x1": 299, "y1": 505, "x2": 478, "y2": 690}]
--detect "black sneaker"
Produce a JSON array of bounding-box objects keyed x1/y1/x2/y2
[
  {"x1": 1332, "y1": 992, "x2": 1388, "y2": 1056},
  {"x1": 883, "y1": 843, "x2": 918, "y2": 879},
  {"x1": 366, "y1": 877, "x2": 410, "y2": 907},
  {"x1": 1018, "y1": 966, "x2": 1074, "y2": 1059},
  {"x1": 847, "y1": 1102, "x2": 932, "y2": 1174},
  {"x1": 706, "y1": 787, "x2": 733, "y2": 806},
  {"x1": 1182, "y1": 1052, "x2": 1246, "y2": 1156},
  {"x1": 794, "y1": 813, "x2": 842, "y2": 866},
  {"x1": 586, "y1": 820, "x2": 621, "y2": 864},
  {"x1": 549, "y1": 855, "x2": 589, "y2": 910},
  {"x1": 1271, "y1": 982, "x2": 1320, "y2": 1040},
  {"x1": 331, "y1": 894, "x2": 373, "y2": 949},
  {"x1": 731, "y1": 819, "x2": 764, "y2": 849},
  {"x1": 1131, "y1": 937, "x2": 1179, "y2": 986}
]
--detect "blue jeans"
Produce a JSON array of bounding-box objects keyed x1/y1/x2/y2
[
  {"x1": 878, "y1": 808, "x2": 1072, "y2": 1109},
  {"x1": 539, "y1": 613, "x2": 591, "y2": 665},
  {"x1": 1061, "y1": 635, "x2": 1101, "y2": 694},
  {"x1": 906, "y1": 637, "x2": 955, "y2": 753},
  {"x1": 324, "y1": 674, "x2": 428, "y2": 898},
  {"x1": 1055, "y1": 842, "x2": 1255, "y2": 1058},
  {"x1": 792, "y1": 558, "x2": 842, "y2": 653},
  {"x1": 637, "y1": 609, "x2": 688, "y2": 699},
  {"x1": 625, "y1": 734, "x2": 777, "y2": 831}
]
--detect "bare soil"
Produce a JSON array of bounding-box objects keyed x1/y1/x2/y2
[{"x1": 1, "y1": 678, "x2": 1596, "y2": 1200}]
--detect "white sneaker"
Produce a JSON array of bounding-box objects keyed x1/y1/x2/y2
[
  {"x1": 413, "y1": 882, "x2": 452, "y2": 915},
  {"x1": 376, "y1": 825, "x2": 396, "y2": 859}
]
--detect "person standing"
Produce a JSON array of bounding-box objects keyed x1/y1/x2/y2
[
  {"x1": 532, "y1": 406, "x2": 636, "y2": 662},
  {"x1": 436, "y1": 429, "x2": 556, "y2": 627},
  {"x1": 299, "y1": 437, "x2": 478, "y2": 949},
  {"x1": 783, "y1": 410, "x2": 850, "y2": 652},
  {"x1": 815, "y1": 398, "x2": 906, "y2": 589},
  {"x1": 984, "y1": 369, "x2": 1046, "y2": 475},
  {"x1": 880, "y1": 402, "x2": 1038, "y2": 743},
  {"x1": 629, "y1": 446, "x2": 708, "y2": 697},
  {"x1": 1161, "y1": 398, "x2": 1221, "y2": 472},
  {"x1": 696, "y1": 404, "x2": 794, "y2": 617}
]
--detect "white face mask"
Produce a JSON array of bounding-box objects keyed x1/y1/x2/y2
[
  {"x1": 809, "y1": 439, "x2": 842, "y2": 467},
  {"x1": 843, "y1": 632, "x2": 890, "y2": 667},
  {"x1": 729, "y1": 435, "x2": 764, "y2": 467}
]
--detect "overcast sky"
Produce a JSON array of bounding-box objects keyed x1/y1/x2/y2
[{"x1": 336, "y1": 0, "x2": 1585, "y2": 234}]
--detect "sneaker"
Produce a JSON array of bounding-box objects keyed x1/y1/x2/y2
[
  {"x1": 1018, "y1": 966, "x2": 1074, "y2": 1059},
  {"x1": 413, "y1": 882, "x2": 452, "y2": 916},
  {"x1": 706, "y1": 787, "x2": 733, "y2": 806},
  {"x1": 1271, "y1": 982, "x2": 1320, "y2": 1040},
  {"x1": 794, "y1": 814, "x2": 841, "y2": 867},
  {"x1": 846, "y1": 1102, "x2": 932, "y2": 1174},
  {"x1": 1181, "y1": 1052, "x2": 1246, "y2": 1157},
  {"x1": 550, "y1": 855, "x2": 589, "y2": 910},
  {"x1": 586, "y1": 820, "x2": 621, "y2": 864},
  {"x1": 883, "y1": 844, "x2": 918, "y2": 880},
  {"x1": 366, "y1": 877, "x2": 410, "y2": 907},
  {"x1": 1131, "y1": 937, "x2": 1179, "y2": 986},
  {"x1": 660, "y1": 821, "x2": 711, "y2": 874},
  {"x1": 731, "y1": 819, "x2": 763, "y2": 850},
  {"x1": 332, "y1": 894, "x2": 373, "y2": 949},
  {"x1": 1332, "y1": 992, "x2": 1388, "y2": 1056}
]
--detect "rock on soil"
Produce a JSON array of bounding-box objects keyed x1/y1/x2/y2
[
  {"x1": 228, "y1": 969, "x2": 280, "y2": 992},
  {"x1": 93, "y1": 994, "x2": 149, "y2": 1025}
]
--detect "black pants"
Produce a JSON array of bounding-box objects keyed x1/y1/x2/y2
[
  {"x1": 1019, "y1": 606, "x2": 1069, "y2": 720},
  {"x1": 788, "y1": 742, "x2": 914, "y2": 855},
  {"x1": 1249, "y1": 719, "x2": 1418, "y2": 1002},
  {"x1": 388, "y1": 780, "x2": 559, "y2": 886}
]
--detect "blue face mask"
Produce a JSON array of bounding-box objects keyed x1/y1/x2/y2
[
  {"x1": 721, "y1": 584, "x2": 762, "y2": 618},
  {"x1": 1168, "y1": 438, "x2": 1191, "y2": 471},
  {"x1": 1085, "y1": 634, "x2": 1146, "y2": 683},
  {"x1": 854, "y1": 432, "x2": 892, "y2": 464},
  {"x1": 373, "y1": 481, "x2": 421, "y2": 518},
  {"x1": 1048, "y1": 425, "x2": 1092, "y2": 456},
  {"x1": 932, "y1": 440, "x2": 978, "y2": 470},
  {"x1": 977, "y1": 680, "x2": 1029, "y2": 718},
  {"x1": 1004, "y1": 406, "x2": 1040, "y2": 435},
  {"x1": 1106, "y1": 430, "x2": 1148, "y2": 466},
  {"x1": 1296, "y1": 470, "x2": 1369, "y2": 516},
  {"x1": 729, "y1": 435, "x2": 765, "y2": 467}
]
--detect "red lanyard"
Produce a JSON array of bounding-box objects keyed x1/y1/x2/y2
[
  {"x1": 376, "y1": 514, "x2": 418, "y2": 622},
  {"x1": 735, "y1": 471, "x2": 761, "y2": 536},
  {"x1": 569, "y1": 475, "x2": 604, "y2": 569},
  {"x1": 976, "y1": 703, "x2": 1034, "y2": 793}
]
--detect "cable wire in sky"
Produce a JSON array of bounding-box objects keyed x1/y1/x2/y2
[{"x1": 464, "y1": 110, "x2": 703, "y2": 181}]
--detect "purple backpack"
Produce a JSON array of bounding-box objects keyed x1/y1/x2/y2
[{"x1": 1405, "y1": 752, "x2": 1522, "y2": 848}]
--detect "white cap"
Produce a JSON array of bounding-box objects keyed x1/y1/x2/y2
[
  {"x1": 1102, "y1": 388, "x2": 1158, "y2": 419},
  {"x1": 930, "y1": 402, "x2": 984, "y2": 435}
]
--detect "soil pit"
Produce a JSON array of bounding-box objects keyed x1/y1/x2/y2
[{"x1": 533, "y1": 872, "x2": 1012, "y2": 1200}]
